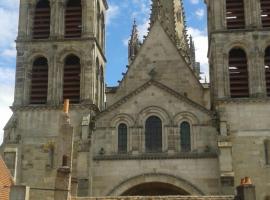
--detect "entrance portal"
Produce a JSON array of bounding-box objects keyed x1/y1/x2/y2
[{"x1": 121, "y1": 182, "x2": 190, "y2": 196}]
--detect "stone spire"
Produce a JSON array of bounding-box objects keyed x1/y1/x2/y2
[
  {"x1": 150, "y1": 0, "x2": 188, "y2": 49},
  {"x1": 189, "y1": 35, "x2": 196, "y2": 68},
  {"x1": 128, "y1": 19, "x2": 141, "y2": 64},
  {"x1": 150, "y1": 0, "x2": 195, "y2": 68}
]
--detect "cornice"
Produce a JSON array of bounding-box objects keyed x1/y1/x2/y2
[
  {"x1": 97, "y1": 80, "x2": 213, "y2": 119},
  {"x1": 11, "y1": 104, "x2": 99, "y2": 112},
  {"x1": 216, "y1": 97, "x2": 270, "y2": 105},
  {"x1": 94, "y1": 152, "x2": 218, "y2": 161}
]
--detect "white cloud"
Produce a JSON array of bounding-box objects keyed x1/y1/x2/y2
[
  {"x1": 195, "y1": 8, "x2": 205, "y2": 19},
  {"x1": 1, "y1": 43, "x2": 16, "y2": 58},
  {"x1": 187, "y1": 27, "x2": 209, "y2": 80},
  {"x1": 106, "y1": 4, "x2": 120, "y2": 25},
  {"x1": 0, "y1": 67, "x2": 15, "y2": 144},
  {"x1": 190, "y1": 0, "x2": 200, "y2": 4}
]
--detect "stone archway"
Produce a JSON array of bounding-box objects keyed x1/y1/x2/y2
[
  {"x1": 107, "y1": 173, "x2": 204, "y2": 196},
  {"x1": 122, "y1": 182, "x2": 190, "y2": 196}
]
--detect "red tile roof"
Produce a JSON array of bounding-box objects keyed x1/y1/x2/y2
[{"x1": 0, "y1": 156, "x2": 14, "y2": 200}]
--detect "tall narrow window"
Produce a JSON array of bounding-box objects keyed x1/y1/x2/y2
[
  {"x1": 95, "y1": 58, "x2": 100, "y2": 105},
  {"x1": 145, "y1": 116, "x2": 162, "y2": 153},
  {"x1": 30, "y1": 57, "x2": 48, "y2": 104},
  {"x1": 261, "y1": 0, "x2": 270, "y2": 27},
  {"x1": 33, "y1": 0, "x2": 51, "y2": 39},
  {"x1": 101, "y1": 12, "x2": 105, "y2": 49},
  {"x1": 265, "y1": 140, "x2": 270, "y2": 165},
  {"x1": 65, "y1": 0, "x2": 82, "y2": 38},
  {"x1": 180, "y1": 122, "x2": 191, "y2": 152},
  {"x1": 226, "y1": 0, "x2": 245, "y2": 29},
  {"x1": 229, "y1": 48, "x2": 249, "y2": 98},
  {"x1": 265, "y1": 47, "x2": 270, "y2": 96},
  {"x1": 63, "y1": 55, "x2": 81, "y2": 104},
  {"x1": 118, "y1": 123, "x2": 128, "y2": 153}
]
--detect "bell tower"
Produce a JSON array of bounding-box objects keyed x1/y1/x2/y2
[
  {"x1": 15, "y1": 0, "x2": 107, "y2": 108},
  {"x1": 206, "y1": 0, "x2": 270, "y2": 199},
  {"x1": 1, "y1": 0, "x2": 108, "y2": 199}
]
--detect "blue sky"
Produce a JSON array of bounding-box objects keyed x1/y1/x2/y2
[{"x1": 0, "y1": 0, "x2": 208, "y2": 143}]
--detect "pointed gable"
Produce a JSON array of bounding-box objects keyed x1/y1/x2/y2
[{"x1": 107, "y1": 21, "x2": 205, "y2": 107}]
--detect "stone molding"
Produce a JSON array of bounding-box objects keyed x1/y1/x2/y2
[
  {"x1": 72, "y1": 197, "x2": 234, "y2": 200},
  {"x1": 97, "y1": 80, "x2": 213, "y2": 119},
  {"x1": 93, "y1": 152, "x2": 218, "y2": 161}
]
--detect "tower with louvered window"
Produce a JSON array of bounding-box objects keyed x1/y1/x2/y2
[
  {"x1": 206, "y1": 0, "x2": 270, "y2": 199},
  {"x1": 1, "y1": 0, "x2": 108, "y2": 199}
]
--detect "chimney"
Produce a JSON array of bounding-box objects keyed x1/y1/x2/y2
[{"x1": 236, "y1": 177, "x2": 256, "y2": 200}]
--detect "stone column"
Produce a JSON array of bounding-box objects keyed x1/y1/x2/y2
[{"x1": 17, "y1": 1, "x2": 29, "y2": 40}]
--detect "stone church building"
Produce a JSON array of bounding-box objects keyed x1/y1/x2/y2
[{"x1": 1, "y1": 0, "x2": 270, "y2": 199}]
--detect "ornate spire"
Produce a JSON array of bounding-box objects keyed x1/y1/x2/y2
[
  {"x1": 150, "y1": 1, "x2": 190, "y2": 60},
  {"x1": 128, "y1": 19, "x2": 141, "y2": 64}
]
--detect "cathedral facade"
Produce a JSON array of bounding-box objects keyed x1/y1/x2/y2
[{"x1": 1, "y1": 0, "x2": 270, "y2": 200}]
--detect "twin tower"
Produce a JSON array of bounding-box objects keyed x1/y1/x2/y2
[{"x1": 14, "y1": 0, "x2": 107, "y2": 110}]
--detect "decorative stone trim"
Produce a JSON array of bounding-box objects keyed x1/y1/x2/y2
[
  {"x1": 11, "y1": 104, "x2": 99, "y2": 112},
  {"x1": 72, "y1": 197, "x2": 234, "y2": 200},
  {"x1": 97, "y1": 80, "x2": 213, "y2": 119},
  {"x1": 216, "y1": 97, "x2": 270, "y2": 105},
  {"x1": 93, "y1": 152, "x2": 218, "y2": 161}
]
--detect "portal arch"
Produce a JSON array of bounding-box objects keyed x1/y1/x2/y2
[{"x1": 107, "y1": 173, "x2": 204, "y2": 196}]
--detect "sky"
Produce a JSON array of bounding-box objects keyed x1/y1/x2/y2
[{"x1": 0, "y1": 0, "x2": 208, "y2": 144}]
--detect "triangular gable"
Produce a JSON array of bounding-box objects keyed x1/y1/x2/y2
[
  {"x1": 98, "y1": 80, "x2": 212, "y2": 119},
  {"x1": 108, "y1": 21, "x2": 204, "y2": 106}
]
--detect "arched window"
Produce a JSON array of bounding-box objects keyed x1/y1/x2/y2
[
  {"x1": 226, "y1": 0, "x2": 245, "y2": 29},
  {"x1": 65, "y1": 0, "x2": 82, "y2": 38},
  {"x1": 33, "y1": 0, "x2": 51, "y2": 39},
  {"x1": 145, "y1": 116, "x2": 162, "y2": 152},
  {"x1": 95, "y1": 58, "x2": 100, "y2": 105},
  {"x1": 118, "y1": 123, "x2": 128, "y2": 153},
  {"x1": 63, "y1": 55, "x2": 81, "y2": 103},
  {"x1": 30, "y1": 57, "x2": 48, "y2": 104},
  {"x1": 261, "y1": 0, "x2": 270, "y2": 27},
  {"x1": 228, "y1": 48, "x2": 249, "y2": 98},
  {"x1": 265, "y1": 47, "x2": 270, "y2": 96},
  {"x1": 100, "y1": 66, "x2": 104, "y2": 109},
  {"x1": 180, "y1": 122, "x2": 191, "y2": 152}
]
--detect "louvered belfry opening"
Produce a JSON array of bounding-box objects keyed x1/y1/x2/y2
[
  {"x1": 229, "y1": 48, "x2": 249, "y2": 98},
  {"x1": 30, "y1": 57, "x2": 48, "y2": 104},
  {"x1": 261, "y1": 0, "x2": 270, "y2": 27},
  {"x1": 226, "y1": 0, "x2": 245, "y2": 29},
  {"x1": 63, "y1": 55, "x2": 81, "y2": 104},
  {"x1": 65, "y1": 0, "x2": 82, "y2": 38},
  {"x1": 33, "y1": 0, "x2": 51, "y2": 39},
  {"x1": 265, "y1": 47, "x2": 270, "y2": 96}
]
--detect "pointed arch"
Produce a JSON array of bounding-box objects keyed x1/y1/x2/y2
[
  {"x1": 65, "y1": 0, "x2": 82, "y2": 38},
  {"x1": 145, "y1": 116, "x2": 162, "y2": 153},
  {"x1": 30, "y1": 57, "x2": 48, "y2": 104},
  {"x1": 226, "y1": 0, "x2": 245, "y2": 29},
  {"x1": 33, "y1": 0, "x2": 51, "y2": 39},
  {"x1": 265, "y1": 46, "x2": 270, "y2": 96},
  {"x1": 63, "y1": 54, "x2": 81, "y2": 103},
  {"x1": 95, "y1": 58, "x2": 100, "y2": 105},
  {"x1": 228, "y1": 48, "x2": 249, "y2": 98}
]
